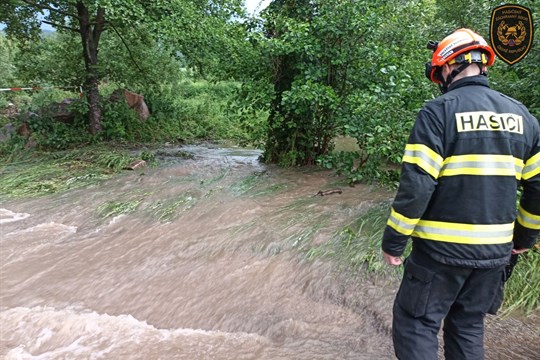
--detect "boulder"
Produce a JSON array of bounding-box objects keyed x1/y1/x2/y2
[
  {"x1": 42, "y1": 98, "x2": 77, "y2": 124},
  {"x1": 110, "y1": 89, "x2": 150, "y2": 121},
  {"x1": 17, "y1": 122, "x2": 30, "y2": 137}
]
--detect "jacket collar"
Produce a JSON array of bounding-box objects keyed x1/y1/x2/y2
[{"x1": 447, "y1": 75, "x2": 490, "y2": 92}]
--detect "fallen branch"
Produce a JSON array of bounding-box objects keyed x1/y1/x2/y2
[{"x1": 312, "y1": 189, "x2": 343, "y2": 197}]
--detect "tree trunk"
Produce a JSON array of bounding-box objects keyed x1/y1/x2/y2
[
  {"x1": 77, "y1": 2, "x2": 105, "y2": 135},
  {"x1": 263, "y1": 0, "x2": 314, "y2": 166}
]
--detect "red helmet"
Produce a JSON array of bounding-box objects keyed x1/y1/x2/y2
[{"x1": 426, "y1": 28, "x2": 496, "y2": 84}]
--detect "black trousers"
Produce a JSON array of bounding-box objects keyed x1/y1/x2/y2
[{"x1": 392, "y1": 248, "x2": 505, "y2": 360}]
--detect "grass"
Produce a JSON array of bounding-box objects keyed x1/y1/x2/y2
[
  {"x1": 500, "y1": 248, "x2": 540, "y2": 316},
  {"x1": 304, "y1": 201, "x2": 540, "y2": 316},
  {"x1": 0, "y1": 144, "x2": 151, "y2": 201},
  {"x1": 229, "y1": 171, "x2": 270, "y2": 195},
  {"x1": 97, "y1": 199, "x2": 144, "y2": 218},
  {"x1": 148, "y1": 194, "x2": 197, "y2": 222},
  {"x1": 305, "y1": 201, "x2": 400, "y2": 275}
]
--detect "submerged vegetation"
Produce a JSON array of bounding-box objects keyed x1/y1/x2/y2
[
  {"x1": 1, "y1": 0, "x2": 538, "y2": 315},
  {"x1": 306, "y1": 202, "x2": 395, "y2": 274},
  {"x1": 306, "y1": 202, "x2": 540, "y2": 316},
  {"x1": 1, "y1": 141, "x2": 538, "y2": 315},
  {"x1": 0, "y1": 145, "x2": 149, "y2": 201}
]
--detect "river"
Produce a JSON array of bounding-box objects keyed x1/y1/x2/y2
[{"x1": 1, "y1": 144, "x2": 538, "y2": 359}]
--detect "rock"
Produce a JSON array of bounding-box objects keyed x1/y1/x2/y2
[
  {"x1": 125, "y1": 90, "x2": 150, "y2": 121},
  {"x1": 110, "y1": 89, "x2": 151, "y2": 121},
  {"x1": 0, "y1": 123, "x2": 16, "y2": 142},
  {"x1": 42, "y1": 98, "x2": 77, "y2": 124},
  {"x1": 17, "y1": 122, "x2": 30, "y2": 137}
]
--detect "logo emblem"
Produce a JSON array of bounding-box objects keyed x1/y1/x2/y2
[{"x1": 490, "y1": 4, "x2": 534, "y2": 65}]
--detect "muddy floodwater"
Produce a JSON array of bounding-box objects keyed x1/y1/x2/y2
[{"x1": 1, "y1": 145, "x2": 539, "y2": 359}]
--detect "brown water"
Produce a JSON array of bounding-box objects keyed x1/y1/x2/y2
[{"x1": 1, "y1": 145, "x2": 538, "y2": 359}]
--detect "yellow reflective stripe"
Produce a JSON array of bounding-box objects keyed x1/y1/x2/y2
[
  {"x1": 439, "y1": 154, "x2": 523, "y2": 179},
  {"x1": 522, "y1": 152, "x2": 540, "y2": 180},
  {"x1": 402, "y1": 144, "x2": 443, "y2": 179},
  {"x1": 412, "y1": 220, "x2": 514, "y2": 244},
  {"x1": 517, "y1": 206, "x2": 540, "y2": 230},
  {"x1": 387, "y1": 207, "x2": 420, "y2": 236}
]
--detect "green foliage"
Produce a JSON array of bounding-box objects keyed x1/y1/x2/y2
[
  {"x1": 259, "y1": 0, "x2": 377, "y2": 166},
  {"x1": 225, "y1": 85, "x2": 270, "y2": 148},
  {"x1": 242, "y1": 0, "x2": 438, "y2": 177},
  {"x1": 0, "y1": 144, "x2": 151, "y2": 200},
  {"x1": 27, "y1": 88, "x2": 76, "y2": 110},
  {"x1": 317, "y1": 151, "x2": 363, "y2": 184},
  {"x1": 99, "y1": 100, "x2": 139, "y2": 141},
  {"x1": 1, "y1": 0, "x2": 248, "y2": 135},
  {"x1": 501, "y1": 248, "x2": 540, "y2": 315},
  {"x1": 13, "y1": 32, "x2": 83, "y2": 88},
  {"x1": 0, "y1": 35, "x2": 18, "y2": 87},
  {"x1": 0, "y1": 133, "x2": 27, "y2": 159},
  {"x1": 305, "y1": 201, "x2": 396, "y2": 274},
  {"x1": 0, "y1": 34, "x2": 28, "y2": 119},
  {"x1": 15, "y1": 90, "x2": 90, "y2": 150},
  {"x1": 146, "y1": 79, "x2": 264, "y2": 144},
  {"x1": 434, "y1": 0, "x2": 494, "y2": 30},
  {"x1": 2, "y1": 26, "x2": 255, "y2": 147},
  {"x1": 102, "y1": 0, "x2": 246, "y2": 80}
]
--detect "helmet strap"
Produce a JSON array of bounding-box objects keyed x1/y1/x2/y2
[
  {"x1": 478, "y1": 63, "x2": 488, "y2": 77},
  {"x1": 439, "y1": 63, "x2": 470, "y2": 93}
]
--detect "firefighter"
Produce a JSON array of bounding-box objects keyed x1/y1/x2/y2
[{"x1": 381, "y1": 28, "x2": 540, "y2": 360}]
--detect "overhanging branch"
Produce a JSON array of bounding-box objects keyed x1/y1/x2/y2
[
  {"x1": 41, "y1": 20, "x2": 78, "y2": 32},
  {"x1": 109, "y1": 23, "x2": 158, "y2": 86},
  {"x1": 20, "y1": 0, "x2": 81, "y2": 21}
]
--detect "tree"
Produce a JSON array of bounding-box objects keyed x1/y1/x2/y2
[
  {"x1": 0, "y1": 0, "x2": 245, "y2": 135},
  {"x1": 0, "y1": 35, "x2": 19, "y2": 91},
  {"x1": 0, "y1": 1, "x2": 109, "y2": 134},
  {"x1": 260, "y1": 0, "x2": 379, "y2": 166},
  {"x1": 251, "y1": 0, "x2": 434, "y2": 169}
]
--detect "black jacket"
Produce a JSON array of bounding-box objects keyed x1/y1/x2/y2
[{"x1": 382, "y1": 76, "x2": 540, "y2": 268}]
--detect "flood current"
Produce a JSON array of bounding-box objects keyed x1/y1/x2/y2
[{"x1": 1, "y1": 144, "x2": 539, "y2": 359}]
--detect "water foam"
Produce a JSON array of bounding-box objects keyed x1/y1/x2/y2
[
  {"x1": 1, "y1": 306, "x2": 269, "y2": 359},
  {"x1": 0, "y1": 209, "x2": 30, "y2": 224}
]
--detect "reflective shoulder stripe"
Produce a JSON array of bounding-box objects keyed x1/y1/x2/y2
[
  {"x1": 517, "y1": 206, "x2": 540, "y2": 230},
  {"x1": 440, "y1": 154, "x2": 523, "y2": 179},
  {"x1": 387, "y1": 207, "x2": 420, "y2": 236},
  {"x1": 402, "y1": 144, "x2": 443, "y2": 179},
  {"x1": 412, "y1": 220, "x2": 514, "y2": 244},
  {"x1": 522, "y1": 152, "x2": 540, "y2": 180}
]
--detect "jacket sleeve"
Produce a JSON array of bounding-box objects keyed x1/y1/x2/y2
[
  {"x1": 382, "y1": 106, "x2": 444, "y2": 256},
  {"x1": 514, "y1": 116, "x2": 540, "y2": 249}
]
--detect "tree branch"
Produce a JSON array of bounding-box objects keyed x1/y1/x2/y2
[
  {"x1": 41, "y1": 20, "x2": 79, "y2": 32},
  {"x1": 109, "y1": 23, "x2": 158, "y2": 86},
  {"x1": 92, "y1": 7, "x2": 106, "y2": 45},
  {"x1": 20, "y1": 0, "x2": 81, "y2": 21}
]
